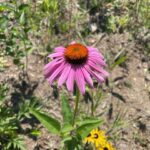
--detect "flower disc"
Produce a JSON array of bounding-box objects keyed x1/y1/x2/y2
[{"x1": 64, "y1": 43, "x2": 88, "y2": 64}]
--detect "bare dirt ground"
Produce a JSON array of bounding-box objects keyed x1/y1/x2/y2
[{"x1": 0, "y1": 32, "x2": 150, "y2": 150}]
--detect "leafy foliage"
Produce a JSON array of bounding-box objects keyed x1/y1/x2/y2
[
  {"x1": 30, "y1": 108, "x2": 61, "y2": 135},
  {"x1": 61, "y1": 94, "x2": 73, "y2": 125},
  {"x1": 0, "y1": 83, "x2": 41, "y2": 150},
  {"x1": 30, "y1": 93, "x2": 103, "y2": 149},
  {"x1": 0, "y1": 84, "x2": 25, "y2": 150}
]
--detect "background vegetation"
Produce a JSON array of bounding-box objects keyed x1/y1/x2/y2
[{"x1": 0, "y1": 0, "x2": 150, "y2": 149}]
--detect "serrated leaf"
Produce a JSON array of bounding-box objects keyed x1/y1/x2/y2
[
  {"x1": 76, "y1": 118, "x2": 103, "y2": 139},
  {"x1": 30, "y1": 108, "x2": 61, "y2": 135},
  {"x1": 61, "y1": 94, "x2": 73, "y2": 125}
]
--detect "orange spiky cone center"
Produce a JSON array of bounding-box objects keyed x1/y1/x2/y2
[{"x1": 64, "y1": 43, "x2": 88, "y2": 64}]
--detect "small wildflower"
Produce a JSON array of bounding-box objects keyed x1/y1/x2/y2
[
  {"x1": 98, "y1": 141, "x2": 116, "y2": 150},
  {"x1": 44, "y1": 42, "x2": 108, "y2": 94},
  {"x1": 84, "y1": 128, "x2": 107, "y2": 148}
]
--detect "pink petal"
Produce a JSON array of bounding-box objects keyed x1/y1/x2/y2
[
  {"x1": 87, "y1": 46, "x2": 104, "y2": 59},
  {"x1": 44, "y1": 61, "x2": 53, "y2": 70},
  {"x1": 88, "y1": 60, "x2": 109, "y2": 77},
  {"x1": 44, "y1": 59, "x2": 64, "y2": 78},
  {"x1": 70, "y1": 41, "x2": 76, "y2": 45},
  {"x1": 58, "y1": 64, "x2": 71, "y2": 86},
  {"x1": 48, "y1": 62, "x2": 65, "y2": 84},
  {"x1": 88, "y1": 55, "x2": 106, "y2": 67},
  {"x1": 75, "y1": 68, "x2": 85, "y2": 94},
  {"x1": 91, "y1": 71, "x2": 105, "y2": 83},
  {"x1": 66, "y1": 67, "x2": 75, "y2": 92},
  {"x1": 100, "y1": 69, "x2": 109, "y2": 77},
  {"x1": 87, "y1": 46, "x2": 99, "y2": 52},
  {"x1": 48, "y1": 52, "x2": 63, "y2": 59},
  {"x1": 84, "y1": 65, "x2": 104, "y2": 83},
  {"x1": 81, "y1": 67, "x2": 93, "y2": 87},
  {"x1": 44, "y1": 57, "x2": 64, "y2": 70},
  {"x1": 89, "y1": 52, "x2": 104, "y2": 60},
  {"x1": 54, "y1": 46, "x2": 65, "y2": 52}
]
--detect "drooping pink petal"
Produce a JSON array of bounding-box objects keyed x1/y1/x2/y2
[
  {"x1": 48, "y1": 52, "x2": 63, "y2": 59},
  {"x1": 89, "y1": 55, "x2": 106, "y2": 67},
  {"x1": 87, "y1": 46, "x2": 104, "y2": 59},
  {"x1": 54, "y1": 46, "x2": 65, "y2": 52},
  {"x1": 58, "y1": 64, "x2": 71, "y2": 86},
  {"x1": 88, "y1": 60, "x2": 109, "y2": 77},
  {"x1": 44, "y1": 57, "x2": 64, "y2": 70},
  {"x1": 85, "y1": 65, "x2": 104, "y2": 83},
  {"x1": 75, "y1": 68, "x2": 86, "y2": 94},
  {"x1": 81, "y1": 67, "x2": 93, "y2": 87},
  {"x1": 66, "y1": 67, "x2": 75, "y2": 92},
  {"x1": 44, "y1": 64, "x2": 59, "y2": 78},
  {"x1": 48, "y1": 62, "x2": 65, "y2": 85},
  {"x1": 44, "y1": 59, "x2": 57, "y2": 70},
  {"x1": 89, "y1": 52, "x2": 104, "y2": 60},
  {"x1": 44, "y1": 59, "x2": 64, "y2": 78},
  {"x1": 91, "y1": 71, "x2": 105, "y2": 83},
  {"x1": 99, "y1": 69, "x2": 109, "y2": 78}
]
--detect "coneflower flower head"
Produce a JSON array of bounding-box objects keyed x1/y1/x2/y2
[{"x1": 44, "y1": 42, "x2": 109, "y2": 94}]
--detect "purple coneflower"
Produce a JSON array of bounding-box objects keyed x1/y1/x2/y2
[{"x1": 44, "y1": 42, "x2": 108, "y2": 94}]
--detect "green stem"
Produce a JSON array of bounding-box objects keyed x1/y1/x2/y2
[
  {"x1": 91, "y1": 99, "x2": 94, "y2": 116},
  {"x1": 72, "y1": 87, "x2": 80, "y2": 126}
]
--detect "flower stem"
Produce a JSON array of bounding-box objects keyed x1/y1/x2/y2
[{"x1": 72, "y1": 87, "x2": 80, "y2": 126}]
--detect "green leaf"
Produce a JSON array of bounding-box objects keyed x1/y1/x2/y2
[
  {"x1": 18, "y1": 4, "x2": 29, "y2": 12},
  {"x1": 43, "y1": 0, "x2": 58, "y2": 12},
  {"x1": 76, "y1": 117, "x2": 103, "y2": 126},
  {"x1": 13, "y1": 58, "x2": 21, "y2": 65},
  {"x1": 111, "y1": 55, "x2": 127, "y2": 69},
  {"x1": 19, "y1": 11, "x2": 25, "y2": 25},
  {"x1": 61, "y1": 136, "x2": 72, "y2": 144},
  {"x1": 76, "y1": 118, "x2": 103, "y2": 139},
  {"x1": 7, "y1": 136, "x2": 26, "y2": 150},
  {"x1": 30, "y1": 129, "x2": 41, "y2": 136},
  {"x1": 0, "y1": 3, "x2": 14, "y2": 11},
  {"x1": 0, "y1": 16, "x2": 8, "y2": 30},
  {"x1": 63, "y1": 137, "x2": 81, "y2": 150},
  {"x1": 61, "y1": 94, "x2": 73, "y2": 125},
  {"x1": 61, "y1": 124, "x2": 74, "y2": 135},
  {"x1": 30, "y1": 108, "x2": 61, "y2": 135}
]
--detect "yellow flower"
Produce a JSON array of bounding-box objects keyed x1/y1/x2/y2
[
  {"x1": 84, "y1": 128, "x2": 107, "y2": 148},
  {"x1": 98, "y1": 141, "x2": 116, "y2": 150}
]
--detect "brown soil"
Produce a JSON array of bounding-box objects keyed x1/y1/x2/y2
[{"x1": 1, "y1": 33, "x2": 150, "y2": 150}]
